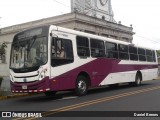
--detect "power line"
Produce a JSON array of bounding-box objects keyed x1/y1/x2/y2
[
  {"x1": 52, "y1": 0, "x2": 70, "y2": 8},
  {"x1": 51, "y1": 1, "x2": 159, "y2": 44},
  {"x1": 135, "y1": 34, "x2": 160, "y2": 44}
]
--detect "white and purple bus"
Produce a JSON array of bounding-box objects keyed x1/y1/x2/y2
[{"x1": 10, "y1": 25, "x2": 158, "y2": 96}]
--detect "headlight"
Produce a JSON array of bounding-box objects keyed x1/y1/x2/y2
[
  {"x1": 38, "y1": 69, "x2": 47, "y2": 80},
  {"x1": 10, "y1": 74, "x2": 14, "y2": 82}
]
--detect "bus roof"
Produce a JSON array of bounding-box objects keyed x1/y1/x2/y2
[
  {"x1": 50, "y1": 25, "x2": 155, "y2": 51},
  {"x1": 14, "y1": 25, "x2": 155, "y2": 51}
]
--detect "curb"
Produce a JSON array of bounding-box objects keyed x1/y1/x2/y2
[
  {"x1": 0, "y1": 93, "x2": 35, "y2": 100},
  {"x1": 154, "y1": 77, "x2": 160, "y2": 80}
]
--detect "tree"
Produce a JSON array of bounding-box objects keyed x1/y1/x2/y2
[
  {"x1": 0, "y1": 42, "x2": 7, "y2": 62},
  {"x1": 157, "y1": 50, "x2": 160, "y2": 57}
]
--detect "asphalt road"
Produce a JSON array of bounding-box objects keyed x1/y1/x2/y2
[{"x1": 1, "y1": 79, "x2": 160, "y2": 120}]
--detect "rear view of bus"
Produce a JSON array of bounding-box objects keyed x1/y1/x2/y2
[{"x1": 10, "y1": 26, "x2": 52, "y2": 95}]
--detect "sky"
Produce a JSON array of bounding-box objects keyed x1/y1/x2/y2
[{"x1": 0, "y1": 0, "x2": 160, "y2": 49}]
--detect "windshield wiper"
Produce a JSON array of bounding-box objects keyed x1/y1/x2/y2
[
  {"x1": 27, "y1": 35, "x2": 37, "y2": 52},
  {"x1": 26, "y1": 36, "x2": 37, "y2": 58}
]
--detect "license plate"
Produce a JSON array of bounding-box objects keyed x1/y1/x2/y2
[{"x1": 22, "y1": 85, "x2": 27, "y2": 90}]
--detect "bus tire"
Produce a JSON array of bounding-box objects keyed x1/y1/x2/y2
[
  {"x1": 44, "y1": 91, "x2": 56, "y2": 96},
  {"x1": 75, "y1": 76, "x2": 88, "y2": 96},
  {"x1": 132, "y1": 73, "x2": 142, "y2": 86},
  {"x1": 109, "y1": 84, "x2": 119, "y2": 88}
]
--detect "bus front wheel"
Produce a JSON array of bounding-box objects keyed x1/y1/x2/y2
[{"x1": 75, "y1": 76, "x2": 88, "y2": 96}]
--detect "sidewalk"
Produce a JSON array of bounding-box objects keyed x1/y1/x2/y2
[
  {"x1": 0, "y1": 77, "x2": 32, "y2": 100},
  {"x1": 154, "y1": 76, "x2": 160, "y2": 80},
  {"x1": 0, "y1": 92, "x2": 31, "y2": 100}
]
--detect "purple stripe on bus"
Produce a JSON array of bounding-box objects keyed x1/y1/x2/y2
[
  {"x1": 10, "y1": 58, "x2": 158, "y2": 92},
  {"x1": 50, "y1": 58, "x2": 158, "y2": 91}
]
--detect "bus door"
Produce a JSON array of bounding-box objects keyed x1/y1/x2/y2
[{"x1": 50, "y1": 36, "x2": 74, "y2": 90}]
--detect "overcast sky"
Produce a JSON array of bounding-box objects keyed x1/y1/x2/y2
[{"x1": 0, "y1": 0, "x2": 160, "y2": 49}]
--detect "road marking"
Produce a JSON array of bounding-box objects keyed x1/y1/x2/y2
[
  {"x1": 60, "y1": 96, "x2": 79, "y2": 100},
  {"x1": 13, "y1": 85, "x2": 160, "y2": 120}
]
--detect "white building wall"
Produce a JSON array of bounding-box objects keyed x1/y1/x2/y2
[{"x1": 0, "y1": 33, "x2": 15, "y2": 76}]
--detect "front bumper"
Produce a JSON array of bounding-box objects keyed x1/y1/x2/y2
[{"x1": 11, "y1": 77, "x2": 50, "y2": 93}]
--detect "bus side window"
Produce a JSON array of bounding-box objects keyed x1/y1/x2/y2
[
  {"x1": 153, "y1": 51, "x2": 156, "y2": 62},
  {"x1": 138, "y1": 48, "x2": 146, "y2": 61},
  {"x1": 51, "y1": 38, "x2": 56, "y2": 57},
  {"x1": 118, "y1": 44, "x2": 129, "y2": 60},
  {"x1": 90, "y1": 39, "x2": 105, "y2": 57},
  {"x1": 76, "y1": 36, "x2": 90, "y2": 57},
  {"x1": 51, "y1": 38, "x2": 64, "y2": 58},
  {"x1": 129, "y1": 46, "x2": 138, "y2": 61},
  {"x1": 146, "y1": 49, "x2": 153, "y2": 62},
  {"x1": 56, "y1": 39, "x2": 65, "y2": 58},
  {"x1": 105, "y1": 42, "x2": 118, "y2": 59},
  {"x1": 51, "y1": 37, "x2": 74, "y2": 67}
]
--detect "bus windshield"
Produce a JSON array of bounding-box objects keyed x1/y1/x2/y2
[{"x1": 10, "y1": 36, "x2": 48, "y2": 70}]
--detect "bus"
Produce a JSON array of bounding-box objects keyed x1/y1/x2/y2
[{"x1": 10, "y1": 25, "x2": 158, "y2": 96}]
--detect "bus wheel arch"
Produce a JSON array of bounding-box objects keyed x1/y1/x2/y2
[{"x1": 75, "y1": 72, "x2": 91, "y2": 96}]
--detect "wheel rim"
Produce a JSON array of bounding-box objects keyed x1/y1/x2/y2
[
  {"x1": 137, "y1": 76, "x2": 141, "y2": 85},
  {"x1": 78, "y1": 80, "x2": 87, "y2": 93}
]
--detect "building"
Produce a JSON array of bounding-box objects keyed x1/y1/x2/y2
[
  {"x1": 71, "y1": 0, "x2": 115, "y2": 22},
  {"x1": 0, "y1": 13, "x2": 134, "y2": 77}
]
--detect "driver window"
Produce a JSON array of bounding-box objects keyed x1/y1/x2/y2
[
  {"x1": 56, "y1": 39, "x2": 65, "y2": 58},
  {"x1": 51, "y1": 37, "x2": 74, "y2": 67}
]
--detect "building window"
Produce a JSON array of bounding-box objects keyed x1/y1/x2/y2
[
  {"x1": 76, "y1": 36, "x2": 90, "y2": 57},
  {"x1": 90, "y1": 39, "x2": 105, "y2": 57}
]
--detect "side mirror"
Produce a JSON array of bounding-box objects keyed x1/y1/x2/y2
[{"x1": 50, "y1": 32, "x2": 58, "y2": 38}]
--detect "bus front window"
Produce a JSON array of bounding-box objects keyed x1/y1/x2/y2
[{"x1": 10, "y1": 37, "x2": 48, "y2": 70}]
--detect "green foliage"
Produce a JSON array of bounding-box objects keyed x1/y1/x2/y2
[
  {"x1": 0, "y1": 76, "x2": 3, "y2": 87},
  {"x1": 0, "y1": 42, "x2": 7, "y2": 56},
  {"x1": 157, "y1": 50, "x2": 160, "y2": 57},
  {"x1": 0, "y1": 76, "x2": 3, "y2": 81}
]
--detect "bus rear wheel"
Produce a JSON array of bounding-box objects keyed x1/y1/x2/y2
[
  {"x1": 135, "y1": 73, "x2": 142, "y2": 86},
  {"x1": 75, "y1": 76, "x2": 88, "y2": 96},
  {"x1": 130, "y1": 73, "x2": 142, "y2": 87}
]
